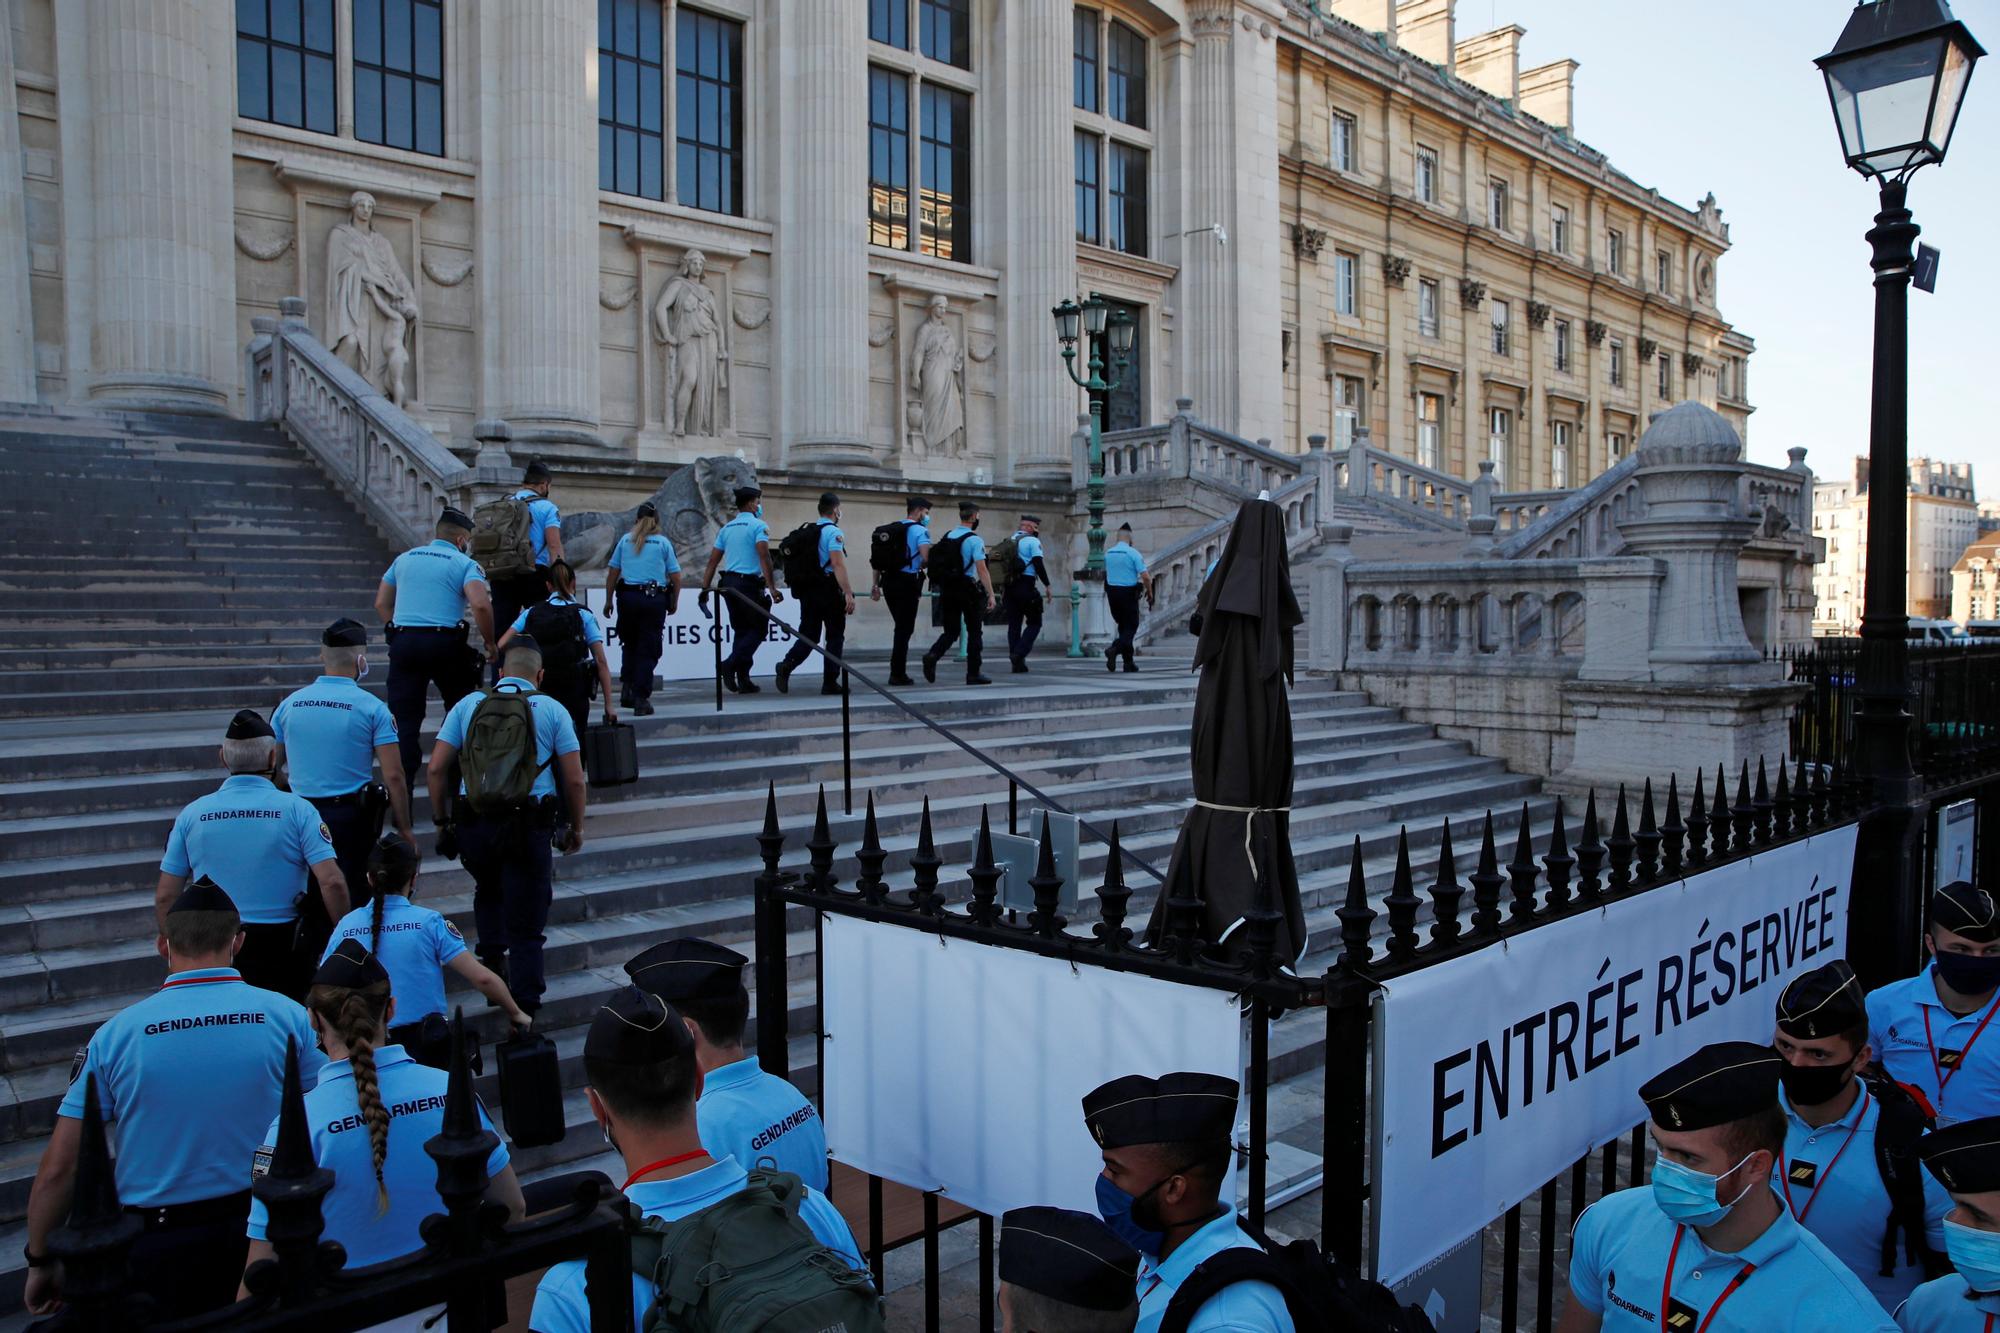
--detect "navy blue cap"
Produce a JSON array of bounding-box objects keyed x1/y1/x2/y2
[
  {"x1": 624, "y1": 938, "x2": 747, "y2": 1002},
  {"x1": 322, "y1": 618, "x2": 368, "y2": 648},
  {"x1": 585, "y1": 986, "x2": 696, "y2": 1066},
  {"x1": 999, "y1": 1207, "x2": 1138, "y2": 1312},
  {"x1": 225, "y1": 709, "x2": 273, "y2": 740},
  {"x1": 1083, "y1": 1073, "x2": 1238, "y2": 1149},
  {"x1": 169, "y1": 876, "x2": 237, "y2": 916},
  {"x1": 313, "y1": 938, "x2": 390, "y2": 991}
]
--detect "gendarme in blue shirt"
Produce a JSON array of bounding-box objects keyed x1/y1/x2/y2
[
  {"x1": 1896, "y1": 1272, "x2": 2000, "y2": 1331},
  {"x1": 696, "y1": 1057, "x2": 828, "y2": 1192},
  {"x1": 272, "y1": 676, "x2": 399, "y2": 798},
  {"x1": 1105, "y1": 542, "x2": 1148, "y2": 588},
  {"x1": 1135, "y1": 1210, "x2": 1294, "y2": 1333},
  {"x1": 941, "y1": 526, "x2": 985, "y2": 577},
  {"x1": 530, "y1": 1157, "x2": 863, "y2": 1333},
  {"x1": 901, "y1": 519, "x2": 931, "y2": 575},
  {"x1": 382, "y1": 539, "x2": 487, "y2": 628},
  {"x1": 161, "y1": 775, "x2": 338, "y2": 923},
  {"x1": 435, "y1": 679, "x2": 580, "y2": 800},
  {"x1": 1011, "y1": 531, "x2": 1045, "y2": 582},
  {"x1": 513, "y1": 489, "x2": 563, "y2": 566},
  {"x1": 814, "y1": 518, "x2": 846, "y2": 573},
  {"x1": 510, "y1": 594, "x2": 606, "y2": 646},
  {"x1": 247, "y1": 1046, "x2": 508, "y2": 1267},
  {"x1": 320, "y1": 896, "x2": 467, "y2": 1023},
  {"x1": 610, "y1": 533, "x2": 680, "y2": 587},
  {"x1": 59, "y1": 968, "x2": 323, "y2": 1207},
  {"x1": 713, "y1": 513, "x2": 770, "y2": 576},
  {"x1": 1867, "y1": 963, "x2": 2000, "y2": 1128}
]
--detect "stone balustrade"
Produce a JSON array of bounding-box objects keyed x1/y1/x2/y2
[
  {"x1": 1085, "y1": 397, "x2": 1305, "y2": 498},
  {"x1": 1136, "y1": 476, "x2": 1320, "y2": 639}
]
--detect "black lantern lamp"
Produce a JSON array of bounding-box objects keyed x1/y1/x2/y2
[{"x1": 1817, "y1": 0, "x2": 1982, "y2": 180}]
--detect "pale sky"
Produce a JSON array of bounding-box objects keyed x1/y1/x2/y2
[{"x1": 1485, "y1": 0, "x2": 2000, "y2": 497}]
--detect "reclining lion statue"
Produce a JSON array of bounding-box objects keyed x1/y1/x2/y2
[{"x1": 560, "y1": 455, "x2": 759, "y2": 573}]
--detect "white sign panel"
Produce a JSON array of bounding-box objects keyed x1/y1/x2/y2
[
  {"x1": 819, "y1": 914, "x2": 1244, "y2": 1219},
  {"x1": 1938, "y1": 799, "x2": 1977, "y2": 889},
  {"x1": 581, "y1": 588, "x2": 800, "y2": 681},
  {"x1": 1372, "y1": 825, "x2": 1859, "y2": 1287}
]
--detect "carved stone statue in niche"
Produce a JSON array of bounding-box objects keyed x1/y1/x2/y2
[
  {"x1": 653, "y1": 249, "x2": 728, "y2": 437},
  {"x1": 909, "y1": 294, "x2": 966, "y2": 457},
  {"x1": 325, "y1": 191, "x2": 420, "y2": 408}
]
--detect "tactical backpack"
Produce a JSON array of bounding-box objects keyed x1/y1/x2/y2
[
  {"x1": 1158, "y1": 1225, "x2": 1434, "y2": 1333},
  {"x1": 471, "y1": 494, "x2": 538, "y2": 579},
  {"x1": 524, "y1": 601, "x2": 591, "y2": 685},
  {"x1": 778, "y1": 522, "x2": 831, "y2": 592},
  {"x1": 986, "y1": 535, "x2": 1022, "y2": 582},
  {"x1": 627, "y1": 1169, "x2": 883, "y2": 1333},
  {"x1": 869, "y1": 520, "x2": 917, "y2": 576},
  {"x1": 1867, "y1": 1071, "x2": 1950, "y2": 1280},
  {"x1": 926, "y1": 530, "x2": 977, "y2": 594},
  {"x1": 459, "y1": 688, "x2": 550, "y2": 816}
]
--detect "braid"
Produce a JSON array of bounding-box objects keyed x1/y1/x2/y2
[
  {"x1": 370, "y1": 889, "x2": 387, "y2": 956},
  {"x1": 339, "y1": 992, "x2": 392, "y2": 1216},
  {"x1": 366, "y1": 835, "x2": 419, "y2": 957}
]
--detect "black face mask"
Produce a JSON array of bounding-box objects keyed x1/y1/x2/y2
[
  {"x1": 1779, "y1": 1059, "x2": 1852, "y2": 1108},
  {"x1": 1935, "y1": 949, "x2": 2000, "y2": 996}
]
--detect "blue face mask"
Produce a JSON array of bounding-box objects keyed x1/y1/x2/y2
[
  {"x1": 1650, "y1": 1152, "x2": 1755, "y2": 1228},
  {"x1": 1945, "y1": 1219, "x2": 2000, "y2": 1294},
  {"x1": 1095, "y1": 1173, "x2": 1167, "y2": 1257},
  {"x1": 756, "y1": 504, "x2": 764, "y2": 519}
]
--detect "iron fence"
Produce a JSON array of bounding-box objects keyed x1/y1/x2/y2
[{"x1": 1778, "y1": 638, "x2": 2000, "y2": 790}]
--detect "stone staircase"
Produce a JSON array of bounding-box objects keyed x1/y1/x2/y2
[{"x1": 0, "y1": 412, "x2": 1552, "y2": 1311}]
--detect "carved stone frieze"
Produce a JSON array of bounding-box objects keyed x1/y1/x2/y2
[
  {"x1": 420, "y1": 251, "x2": 473, "y2": 287},
  {"x1": 731, "y1": 295, "x2": 771, "y2": 330},
  {"x1": 234, "y1": 227, "x2": 293, "y2": 262},
  {"x1": 1585, "y1": 320, "x2": 1608, "y2": 347},
  {"x1": 1458, "y1": 278, "x2": 1487, "y2": 309},
  {"x1": 1638, "y1": 337, "x2": 1659, "y2": 362},
  {"x1": 599, "y1": 284, "x2": 637, "y2": 312},
  {"x1": 1682, "y1": 352, "x2": 1705, "y2": 377},
  {"x1": 1526, "y1": 301, "x2": 1551, "y2": 329},
  {"x1": 1381, "y1": 255, "x2": 1412, "y2": 287},
  {"x1": 1292, "y1": 225, "x2": 1326, "y2": 262}
]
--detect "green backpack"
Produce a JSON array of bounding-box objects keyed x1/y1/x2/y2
[
  {"x1": 628, "y1": 1170, "x2": 883, "y2": 1333},
  {"x1": 459, "y1": 688, "x2": 549, "y2": 816}
]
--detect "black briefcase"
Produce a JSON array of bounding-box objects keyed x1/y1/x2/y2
[
  {"x1": 585, "y1": 720, "x2": 639, "y2": 788},
  {"x1": 494, "y1": 1032, "x2": 566, "y2": 1148}
]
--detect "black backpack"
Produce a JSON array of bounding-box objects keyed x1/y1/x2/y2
[
  {"x1": 778, "y1": 522, "x2": 831, "y2": 591},
  {"x1": 1867, "y1": 1071, "x2": 1950, "y2": 1280},
  {"x1": 1159, "y1": 1224, "x2": 1434, "y2": 1333},
  {"x1": 869, "y1": 520, "x2": 916, "y2": 576},
  {"x1": 524, "y1": 601, "x2": 590, "y2": 682},
  {"x1": 926, "y1": 530, "x2": 976, "y2": 594}
]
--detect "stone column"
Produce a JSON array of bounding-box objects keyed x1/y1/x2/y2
[
  {"x1": 0, "y1": 13, "x2": 35, "y2": 401},
  {"x1": 994, "y1": 0, "x2": 1076, "y2": 480},
  {"x1": 477, "y1": 0, "x2": 601, "y2": 445},
  {"x1": 83, "y1": 0, "x2": 234, "y2": 412},
  {"x1": 773, "y1": 2, "x2": 871, "y2": 471},
  {"x1": 1180, "y1": 2, "x2": 1282, "y2": 444}
]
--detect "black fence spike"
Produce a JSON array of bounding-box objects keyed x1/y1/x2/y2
[
  {"x1": 1384, "y1": 826, "x2": 1422, "y2": 960},
  {"x1": 1634, "y1": 778, "x2": 1662, "y2": 884},
  {"x1": 807, "y1": 785, "x2": 838, "y2": 895},
  {"x1": 1507, "y1": 802, "x2": 1541, "y2": 924},
  {"x1": 1788, "y1": 753, "x2": 1811, "y2": 834},
  {"x1": 1709, "y1": 764, "x2": 1732, "y2": 859},
  {"x1": 1095, "y1": 820, "x2": 1134, "y2": 950},
  {"x1": 426, "y1": 1009, "x2": 500, "y2": 1257},
  {"x1": 1429, "y1": 817, "x2": 1465, "y2": 946},
  {"x1": 1607, "y1": 784, "x2": 1635, "y2": 893},
  {"x1": 966, "y1": 805, "x2": 1002, "y2": 927},
  {"x1": 1027, "y1": 818, "x2": 1067, "y2": 938},
  {"x1": 1336, "y1": 835, "x2": 1377, "y2": 971},
  {"x1": 1542, "y1": 800, "x2": 1574, "y2": 910},
  {"x1": 1685, "y1": 768, "x2": 1711, "y2": 866},
  {"x1": 855, "y1": 793, "x2": 889, "y2": 906},
  {"x1": 44, "y1": 1074, "x2": 143, "y2": 1328},
  {"x1": 1661, "y1": 773, "x2": 1686, "y2": 877},
  {"x1": 1732, "y1": 760, "x2": 1755, "y2": 850},
  {"x1": 1812, "y1": 758, "x2": 1830, "y2": 825},
  {"x1": 908, "y1": 797, "x2": 944, "y2": 915},
  {"x1": 757, "y1": 781, "x2": 785, "y2": 877},
  {"x1": 252, "y1": 1037, "x2": 337, "y2": 1308},
  {"x1": 1575, "y1": 791, "x2": 1605, "y2": 902},
  {"x1": 1469, "y1": 812, "x2": 1505, "y2": 937}
]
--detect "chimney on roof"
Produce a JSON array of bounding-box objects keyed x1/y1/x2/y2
[
  {"x1": 1453, "y1": 25, "x2": 1524, "y2": 104},
  {"x1": 1393, "y1": 0, "x2": 1455, "y2": 73},
  {"x1": 1327, "y1": 0, "x2": 1399, "y2": 41},
  {"x1": 1520, "y1": 59, "x2": 1578, "y2": 133}
]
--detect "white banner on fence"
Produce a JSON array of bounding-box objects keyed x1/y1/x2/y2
[
  {"x1": 1372, "y1": 824, "x2": 1859, "y2": 1287},
  {"x1": 580, "y1": 588, "x2": 800, "y2": 681},
  {"x1": 819, "y1": 913, "x2": 1244, "y2": 1219}
]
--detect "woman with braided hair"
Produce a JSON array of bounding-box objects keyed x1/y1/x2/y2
[
  {"x1": 321, "y1": 834, "x2": 532, "y2": 1069},
  {"x1": 240, "y1": 940, "x2": 525, "y2": 1296}
]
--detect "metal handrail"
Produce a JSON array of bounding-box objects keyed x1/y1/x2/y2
[{"x1": 709, "y1": 585, "x2": 1168, "y2": 884}]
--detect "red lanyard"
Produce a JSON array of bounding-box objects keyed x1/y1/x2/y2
[
  {"x1": 1778, "y1": 1088, "x2": 1870, "y2": 1222},
  {"x1": 622, "y1": 1149, "x2": 710, "y2": 1191},
  {"x1": 1924, "y1": 996, "x2": 2000, "y2": 1093},
  {"x1": 1662, "y1": 1226, "x2": 1755, "y2": 1333}
]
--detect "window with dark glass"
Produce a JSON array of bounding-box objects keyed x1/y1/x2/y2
[
  {"x1": 919, "y1": 83, "x2": 971, "y2": 260},
  {"x1": 1075, "y1": 131, "x2": 1101, "y2": 244},
  {"x1": 353, "y1": 0, "x2": 443, "y2": 155},
  {"x1": 1103, "y1": 296, "x2": 1146, "y2": 431},
  {"x1": 870, "y1": 0, "x2": 909, "y2": 49},
  {"x1": 676, "y1": 8, "x2": 743, "y2": 216},
  {"x1": 1074, "y1": 8, "x2": 1100, "y2": 112},
  {"x1": 238, "y1": 0, "x2": 336, "y2": 135},
  {"x1": 598, "y1": 0, "x2": 665, "y2": 200},
  {"x1": 919, "y1": 0, "x2": 971, "y2": 69},
  {"x1": 869, "y1": 67, "x2": 912, "y2": 250},
  {"x1": 1107, "y1": 21, "x2": 1146, "y2": 128},
  {"x1": 1108, "y1": 142, "x2": 1147, "y2": 257}
]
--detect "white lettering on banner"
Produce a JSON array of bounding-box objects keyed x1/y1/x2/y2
[
  {"x1": 579, "y1": 588, "x2": 800, "y2": 681},
  {"x1": 1370, "y1": 824, "x2": 1858, "y2": 1287}
]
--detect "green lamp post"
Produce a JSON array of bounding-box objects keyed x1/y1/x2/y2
[{"x1": 1052, "y1": 294, "x2": 1136, "y2": 574}]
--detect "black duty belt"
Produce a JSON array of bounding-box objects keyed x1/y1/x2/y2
[
  {"x1": 126, "y1": 1190, "x2": 253, "y2": 1230},
  {"x1": 308, "y1": 787, "x2": 373, "y2": 807},
  {"x1": 392, "y1": 625, "x2": 463, "y2": 635}
]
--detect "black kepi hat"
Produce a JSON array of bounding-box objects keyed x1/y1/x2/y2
[
  {"x1": 1640, "y1": 1041, "x2": 1782, "y2": 1132},
  {"x1": 322, "y1": 617, "x2": 368, "y2": 648},
  {"x1": 313, "y1": 938, "x2": 390, "y2": 991},
  {"x1": 169, "y1": 875, "x2": 237, "y2": 916},
  {"x1": 225, "y1": 709, "x2": 273, "y2": 740},
  {"x1": 637, "y1": 501, "x2": 659, "y2": 519},
  {"x1": 584, "y1": 986, "x2": 695, "y2": 1066},
  {"x1": 1920, "y1": 1115, "x2": 2000, "y2": 1193},
  {"x1": 440, "y1": 505, "x2": 473, "y2": 528},
  {"x1": 1775, "y1": 960, "x2": 1865, "y2": 1041},
  {"x1": 1082, "y1": 1072, "x2": 1238, "y2": 1149},
  {"x1": 624, "y1": 938, "x2": 747, "y2": 1003},
  {"x1": 734, "y1": 485, "x2": 762, "y2": 507},
  {"x1": 998, "y1": 1207, "x2": 1139, "y2": 1312},
  {"x1": 1932, "y1": 881, "x2": 2000, "y2": 943},
  {"x1": 523, "y1": 459, "x2": 553, "y2": 483}
]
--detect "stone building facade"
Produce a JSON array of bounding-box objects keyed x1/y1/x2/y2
[
  {"x1": 1813, "y1": 456, "x2": 1980, "y2": 630},
  {"x1": 0, "y1": 0, "x2": 1751, "y2": 498},
  {"x1": 1952, "y1": 535, "x2": 2000, "y2": 627}
]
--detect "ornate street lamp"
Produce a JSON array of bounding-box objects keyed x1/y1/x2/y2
[
  {"x1": 1815, "y1": 0, "x2": 1981, "y2": 985},
  {"x1": 1054, "y1": 294, "x2": 1134, "y2": 574}
]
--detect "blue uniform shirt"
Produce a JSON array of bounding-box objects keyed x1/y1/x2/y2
[
  {"x1": 513, "y1": 489, "x2": 563, "y2": 566},
  {"x1": 1105, "y1": 542, "x2": 1148, "y2": 588},
  {"x1": 1896, "y1": 1273, "x2": 2000, "y2": 1331},
  {"x1": 815, "y1": 518, "x2": 845, "y2": 573},
  {"x1": 942, "y1": 526, "x2": 986, "y2": 577},
  {"x1": 696, "y1": 1057, "x2": 828, "y2": 1192},
  {"x1": 320, "y1": 896, "x2": 467, "y2": 1023},
  {"x1": 1867, "y1": 965, "x2": 2000, "y2": 1128},
  {"x1": 509, "y1": 594, "x2": 606, "y2": 646},
  {"x1": 435, "y1": 678, "x2": 580, "y2": 800},
  {"x1": 272, "y1": 676, "x2": 399, "y2": 798},
  {"x1": 161, "y1": 775, "x2": 338, "y2": 924},
  {"x1": 713, "y1": 512, "x2": 770, "y2": 575},
  {"x1": 530, "y1": 1157, "x2": 863, "y2": 1333},
  {"x1": 382, "y1": 539, "x2": 487, "y2": 628},
  {"x1": 247, "y1": 1046, "x2": 508, "y2": 1267},
  {"x1": 1013, "y1": 532, "x2": 1045, "y2": 581},
  {"x1": 1776, "y1": 1086, "x2": 1950, "y2": 1313},
  {"x1": 58, "y1": 968, "x2": 322, "y2": 1207},
  {"x1": 610, "y1": 533, "x2": 680, "y2": 586},
  {"x1": 903, "y1": 520, "x2": 931, "y2": 575},
  {"x1": 1569, "y1": 1184, "x2": 1898, "y2": 1331},
  {"x1": 1135, "y1": 1210, "x2": 1295, "y2": 1333}
]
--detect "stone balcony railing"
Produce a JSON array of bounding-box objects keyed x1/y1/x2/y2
[
  {"x1": 1136, "y1": 475, "x2": 1321, "y2": 640},
  {"x1": 1086, "y1": 398, "x2": 1307, "y2": 499}
]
